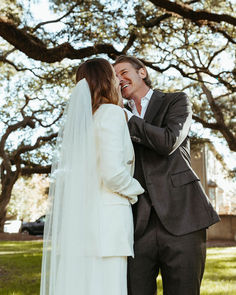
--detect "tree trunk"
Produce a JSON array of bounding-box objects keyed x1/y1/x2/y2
[{"x1": 0, "y1": 175, "x2": 16, "y2": 232}]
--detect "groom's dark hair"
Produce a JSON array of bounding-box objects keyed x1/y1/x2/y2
[{"x1": 114, "y1": 55, "x2": 152, "y2": 87}]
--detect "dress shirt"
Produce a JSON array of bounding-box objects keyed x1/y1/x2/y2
[
  {"x1": 125, "y1": 89, "x2": 153, "y2": 120},
  {"x1": 125, "y1": 89, "x2": 192, "y2": 156}
]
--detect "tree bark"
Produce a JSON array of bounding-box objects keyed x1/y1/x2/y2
[{"x1": 0, "y1": 174, "x2": 17, "y2": 232}]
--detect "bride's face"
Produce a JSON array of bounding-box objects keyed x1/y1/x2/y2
[
  {"x1": 111, "y1": 66, "x2": 121, "y2": 94},
  {"x1": 110, "y1": 65, "x2": 123, "y2": 106},
  {"x1": 111, "y1": 66, "x2": 119, "y2": 88}
]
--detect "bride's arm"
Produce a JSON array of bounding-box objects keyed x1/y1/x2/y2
[{"x1": 96, "y1": 104, "x2": 144, "y2": 203}]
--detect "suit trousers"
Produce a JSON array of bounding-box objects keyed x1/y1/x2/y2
[{"x1": 128, "y1": 208, "x2": 206, "y2": 295}]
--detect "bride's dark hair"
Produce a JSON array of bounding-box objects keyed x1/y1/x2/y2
[{"x1": 76, "y1": 58, "x2": 120, "y2": 113}]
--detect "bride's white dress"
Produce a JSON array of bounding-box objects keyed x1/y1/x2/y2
[{"x1": 40, "y1": 80, "x2": 144, "y2": 295}]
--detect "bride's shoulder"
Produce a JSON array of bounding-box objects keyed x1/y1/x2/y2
[
  {"x1": 98, "y1": 103, "x2": 122, "y2": 111},
  {"x1": 94, "y1": 104, "x2": 125, "y2": 124},
  {"x1": 94, "y1": 103, "x2": 123, "y2": 117}
]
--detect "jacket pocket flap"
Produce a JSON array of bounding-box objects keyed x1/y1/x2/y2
[{"x1": 171, "y1": 169, "x2": 200, "y2": 187}]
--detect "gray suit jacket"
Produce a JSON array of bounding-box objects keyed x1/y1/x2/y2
[{"x1": 128, "y1": 90, "x2": 220, "y2": 236}]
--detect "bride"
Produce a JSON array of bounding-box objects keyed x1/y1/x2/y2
[{"x1": 40, "y1": 58, "x2": 144, "y2": 295}]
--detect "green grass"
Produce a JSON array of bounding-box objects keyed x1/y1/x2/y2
[
  {"x1": 157, "y1": 247, "x2": 236, "y2": 295},
  {"x1": 0, "y1": 241, "x2": 43, "y2": 295},
  {"x1": 200, "y1": 247, "x2": 236, "y2": 295},
  {"x1": 0, "y1": 241, "x2": 235, "y2": 295}
]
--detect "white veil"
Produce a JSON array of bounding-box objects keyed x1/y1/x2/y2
[{"x1": 40, "y1": 78, "x2": 101, "y2": 295}]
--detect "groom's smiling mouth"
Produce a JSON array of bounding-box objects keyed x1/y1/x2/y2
[{"x1": 121, "y1": 83, "x2": 129, "y2": 90}]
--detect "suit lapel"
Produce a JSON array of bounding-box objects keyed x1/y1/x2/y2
[{"x1": 144, "y1": 90, "x2": 165, "y2": 123}]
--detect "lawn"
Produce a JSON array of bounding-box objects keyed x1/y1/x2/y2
[
  {"x1": 200, "y1": 247, "x2": 236, "y2": 295},
  {"x1": 157, "y1": 246, "x2": 236, "y2": 295},
  {"x1": 0, "y1": 241, "x2": 42, "y2": 295},
  {"x1": 0, "y1": 241, "x2": 235, "y2": 295}
]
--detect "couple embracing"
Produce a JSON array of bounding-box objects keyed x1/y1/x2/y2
[{"x1": 40, "y1": 56, "x2": 219, "y2": 295}]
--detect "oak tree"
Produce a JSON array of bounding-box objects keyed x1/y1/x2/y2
[{"x1": 0, "y1": 0, "x2": 235, "y2": 229}]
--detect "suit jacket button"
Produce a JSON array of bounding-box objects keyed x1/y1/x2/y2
[{"x1": 131, "y1": 136, "x2": 141, "y2": 143}]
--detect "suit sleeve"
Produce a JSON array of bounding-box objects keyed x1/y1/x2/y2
[
  {"x1": 96, "y1": 105, "x2": 144, "y2": 202},
  {"x1": 128, "y1": 92, "x2": 192, "y2": 156}
]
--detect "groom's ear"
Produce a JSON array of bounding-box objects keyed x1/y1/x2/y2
[{"x1": 138, "y1": 67, "x2": 147, "y2": 79}]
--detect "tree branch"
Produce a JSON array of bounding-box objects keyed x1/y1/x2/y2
[
  {"x1": 34, "y1": 111, "x2": 64, "y2": 128},
  {"x1": 139, "y1": 58, "x2": 215, "y2": 85},
  {"x1": 205, "y1": 42, "x2": 229, "y2": 69},
  {"x1": 186, "y1": 0, "x2": 201, "y2": 4},
  {"x1": 0, "y1": 117, "x2": 35, "y2": 157},
  {"x1": 208, "y1": 23, "x2": 236, "y2": 44},
  {"x1": 33, "y1": 3, "x2": 80, "y2": 32},
  {"x1": 21, "y1": 165, "x2": 51, "y2": 175},
  {"x1": 193, "y1": 65, "x2": 236, "y2": 151},
  {"x1": 192, "y1": 115, "x2": 222, "y2": 129},
  {"x1": 122, "y1": 32, "x2": 137, "y2": 54},
  {"x1": 0, "y1": 56, "x2": 47, "y2": 79},
  {"x1": 13, "y1": 133, "x2": 58, "y2": 160},
  {"x1": 149, "y1": 0, "x2": 236, "y2": 26},
  {"x1": 0, "y1": 17, "x2": 120, "y2": 63},
  {"x1": 143, "y1": 13, "x2": 171, "y2": 28}
]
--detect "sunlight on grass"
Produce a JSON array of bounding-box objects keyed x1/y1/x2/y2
[
  {"x1": 0, "y1": 242, "x2": 235, "y2": 295},
  {"x1": 156, "y1": 247, "x2": 236, "y2": 295},
  {"x1": 200, "y1": 247, "x2": 236, "y2": 295},
  {"x1": 0, "y1": 241, "x2": 43, "y2": 295}
]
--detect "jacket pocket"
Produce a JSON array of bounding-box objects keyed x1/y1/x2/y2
[{"x1": 171, "y1": 169, "x2": 200, "y2": 187}]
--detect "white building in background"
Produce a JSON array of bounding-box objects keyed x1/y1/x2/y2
[{"x1": 191, "y1": 140, "x2": 236, "y2": 215}]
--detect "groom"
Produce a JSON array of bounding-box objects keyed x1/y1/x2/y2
[{"x1": 114, "y1": 55, "x2": 220, "y2": 295}]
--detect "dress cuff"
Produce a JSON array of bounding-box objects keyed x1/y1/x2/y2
[{"x1": 128, "y1": 196, "x2": 138, "y2": 205}]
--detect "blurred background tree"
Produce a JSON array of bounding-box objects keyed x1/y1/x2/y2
[
  {"x1": 0, "y1": 0, "x2": 235, "y2": 230},
  {"x1": 7, "y1": 174, "x2": 49, "y2": 222}
]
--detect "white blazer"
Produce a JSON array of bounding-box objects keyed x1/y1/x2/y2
[{"x1": 94, "y1": 104, "x2": 144, "y2": 257}]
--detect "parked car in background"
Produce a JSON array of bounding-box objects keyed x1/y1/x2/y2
[
  {"x1": 21, "y1": 215, "x2": 45, "y2": 235},
  {"x1": 4, "y1": 220, "x2": 22, "y2": 233}
]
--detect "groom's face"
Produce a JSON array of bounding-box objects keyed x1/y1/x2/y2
[{"x1": 114, "y1": 62, "x2": 147, "y2": 100}]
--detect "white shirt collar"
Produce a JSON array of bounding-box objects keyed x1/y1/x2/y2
[
  {"x1": 128, "y1": 89, "x2": 153, "y2": 109},
  {"x1": 144, "y1": 88, "x2": 153, "y2": 101}
]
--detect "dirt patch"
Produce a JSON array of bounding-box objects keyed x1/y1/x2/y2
[
  {"x1": 0, "y1": 233, "x2": 42, "y2": 241},
  {"x1": 207, "y1": 240, "x2": 236, "y2": 247}
]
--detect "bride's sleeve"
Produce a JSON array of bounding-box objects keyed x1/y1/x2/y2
[{"x1": 96, "y1": 105, "x2": 144, "y2": 203}]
